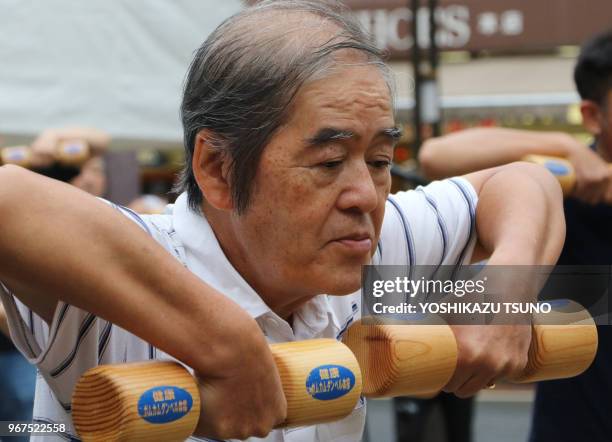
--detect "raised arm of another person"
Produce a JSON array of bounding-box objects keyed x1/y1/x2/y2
[
  {"x1": 419, "y1": 127, "x2": 612, "y2": 204},
  {"x1": 443, "y1": 162, "x2": 566, "y2": 397},
  {"x1": 0, "y1": 165, "x2": 286, "y2": 440}
]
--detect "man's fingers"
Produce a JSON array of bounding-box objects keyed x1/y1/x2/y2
[
  {"x1": 445, "y1": 355, "x2": 498, "y2": 396},
  {"x1": 442, "y1": 358, "x2": 479, "y2": 394},
  {"x1": 575, "y1": 185, "x2": 605, "y2": 205},
  {"x1": 453, "y1": 355, "x2": 526, "y2": 397},
  {"x1": 454, "y1": 373, "x2": 495, "y2": 398},
  {"x1": 575, "y1": 169, "x2": 612, "y2": 204},
  {"x1": 442, "y1": 371, "x2": 466, "y2": 394},
  {"x1": 195, "y1": 379, "x2": 285, "y2": 440}
]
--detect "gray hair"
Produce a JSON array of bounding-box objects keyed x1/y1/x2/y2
[{"x1": 176, "y1": 0, "x2": 394, "y2": 214}]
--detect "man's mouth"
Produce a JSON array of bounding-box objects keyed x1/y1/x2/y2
[{"x1": 333, "y1": 233, "x2": 373, "y2": 254}]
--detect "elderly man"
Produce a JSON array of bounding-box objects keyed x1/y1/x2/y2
[{"x1": 0, "y1": 1, "x2": 564, "y2": 441}]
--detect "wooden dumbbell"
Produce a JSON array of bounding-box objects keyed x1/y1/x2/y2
[
  {"x1": 73, "y1": 339, "x2": 363, "y2": 442},
  {"x1": 72, "y1": 322, "x2": 457, "y2": 441},
  {"x1": 56, "y1": 139, "x2": 90, "y2": 166},
  {"x1": 522, "y1": 154, "x2": 612, "y2": 197},
  {"x1": 414, "y1": 299, "x2": 598, "y2": 398},
  {"x1": 72, "y1": 302, "x2": 597, "y2": 441},
  {"x1": 510, "y1": 299, "x2": 598, "y2": 383},
  {"x1": 0, "y1": 146, "x2": 32, "y2": 167}
]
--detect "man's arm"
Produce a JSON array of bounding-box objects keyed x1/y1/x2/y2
[
  {"x1": 418, "y1": 128, "x2": 579, "y2": 179},
  {"x1": 467, "y1": 162, "x2": 565, "y2": 266},
  {"x1": 0, "y1": 165, "x2": 285, "y2": 440},
  {"x1": 418, "y1": 127, "x2": 612, "y2": 204},
  {"x1": 443, "y1": 162, "x2": 566, "y2": 397}
]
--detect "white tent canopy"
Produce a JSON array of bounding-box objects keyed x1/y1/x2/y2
[
  {"x1": 1, "y1": 1, "x2": 580, "y2": 144},
  {"x1": 0, "y1": 0, "x2": 243, "y2": 141}
]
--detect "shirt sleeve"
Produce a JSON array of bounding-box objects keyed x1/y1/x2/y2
[
  {"x1": 378, "y1": 177, "x2": 478, "y2": 267},
  {"x1": 0, "y1": 201, "x2": 158, "y2": 412}
]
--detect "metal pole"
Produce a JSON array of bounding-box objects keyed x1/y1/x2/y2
[
  {"x1": 428, "y1": 0, "x2": 442, "y2": 137},
  {"x1": 411, "y1": 0, "x2": 422, "y2": 152}
]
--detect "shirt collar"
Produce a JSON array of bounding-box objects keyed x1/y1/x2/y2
[{"x1": 172, "y1": 193, "x2": 270, "y2": 318}]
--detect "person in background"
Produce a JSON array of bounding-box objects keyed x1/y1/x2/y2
[
  {"x1": 69, "y1": 155, "x2": 107, "y2": 197},
  {"x1": 418, "y1": 29, "x2": 612, "y2": 442}
]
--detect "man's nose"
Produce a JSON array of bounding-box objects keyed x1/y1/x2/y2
[{"x1": 337, "y1": 161, "x2": 380, "y2": 213}]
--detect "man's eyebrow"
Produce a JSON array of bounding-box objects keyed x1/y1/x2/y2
[
  {"x1": 305, "y1": 128, "x2": 355, "y2": 146},
  {"x1": 305, "y1": 126, "x2": 402, "y2": 147},
  {"x1": 382, "y1": 127, "x2": 403, "y2": 142}
]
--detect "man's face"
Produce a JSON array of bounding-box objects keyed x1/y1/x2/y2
[
  {"x1": 229, "y1": 64, "x2": 397, "y2": 300},
  {"x1": 70, "y1": 156, "x2": 107, "y2": 197},
  {"x1": 582, "y1": 90, "x2": 612, "y2": 160}
]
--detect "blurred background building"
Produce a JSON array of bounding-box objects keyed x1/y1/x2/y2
[
  {"x1": 349, "y1": 0, "x2": 612, "y2": 189},
  {"x1": 2, "y1": 0, "x2": 610, "y2": 199}
]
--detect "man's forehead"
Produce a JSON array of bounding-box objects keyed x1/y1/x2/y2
[{"x1": 292, "y1": 66, "x2": 393, "y2": 121}]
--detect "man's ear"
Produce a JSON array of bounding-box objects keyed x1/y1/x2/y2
[
  {"x1": 192, "y1": 129, "x2": 233, "y2": 211},
  {"x1": 580, "y1": 100, "x2": 603, "y2": 137}
]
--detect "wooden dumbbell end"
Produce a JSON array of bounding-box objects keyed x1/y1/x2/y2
[
  {"x1": 0, "y1": 146, "x2": 31, "y2": 167},
  {"x1": 73, "y1": 361, "x2": 200, "y2": 442},
  {"x1": 510, "y1": 300, "x2": 598, "y2": 383},
  {"x1": 522, "y1": 155, "x2": 576, "y2": 196},
  {"x1": 57, "y1": 139, "x2": 90, "y2": 166},
  {"x1": 343, "y1": 320, "x2": 457, "y2": 397}
]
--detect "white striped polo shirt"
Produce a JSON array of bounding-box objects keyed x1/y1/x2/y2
[{"x1": 0, "y1": 177, "x2": 477, "y2": 442}]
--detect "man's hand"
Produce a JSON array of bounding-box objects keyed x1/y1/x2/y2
[
  {"x1": 444, "y1": 325, "x2": 531, "y2": 398},
  {"x1": 193, "y1": 317, "x2": 287, "y2": 440},
  {"x1": 565, "y1": 140, "x2": 612, "y2": 204},
  {"x1": 30, "y1": 129, "x2": 60, "y2": 168}
]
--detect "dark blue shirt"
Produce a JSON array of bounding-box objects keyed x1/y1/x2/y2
[{"x1": 530, "y1": 197, "x2": 612, "y2": 442}]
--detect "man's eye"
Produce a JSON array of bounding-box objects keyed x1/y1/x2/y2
[
  {"x1": 321, "y1": 160, "x2": 342, "y2": 169},
  {"x1": 370, "y1": 160, "x2": 392, "y2": 169}
]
